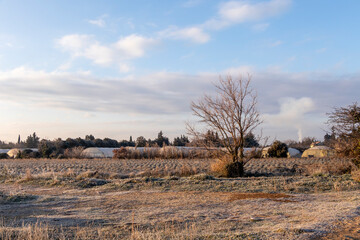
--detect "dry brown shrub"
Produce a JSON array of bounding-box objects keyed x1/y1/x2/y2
[
  {"x1": 24, "y1": 169, "x2": 33, "y2": 181},
  {"x1": 210, "y1": 155, "x2": 233, "y2": 177},
  {"x1": 113, "y1": 147, "x2": 129, "y2": 159},
  {"x1": 64, "y1": 146, "x2": 84, "y2": 159}
]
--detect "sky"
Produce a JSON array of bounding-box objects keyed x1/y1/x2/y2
[{"x1": 0, "y1": 0, "x2": 359, "y2": 143}]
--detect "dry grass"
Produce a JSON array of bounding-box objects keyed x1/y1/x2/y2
[
  {"x1": 351, "y1": 169, "x2": 360, "y2": 182},
  {"x1": 0, "y1": 188, "x2": 359, "y2": 239},
  {"x1": 301, "y1": 161, "x2": 354, "y2": 176},
  {"x1": 228, "y1": 192, "x2": 293, "y2": 201},
  {"x1": 136, "y1": 165, "x2": 199, "y2": 178},
  {"x1": 0, "y1": 157, "x2": 359, "y2": 239}
]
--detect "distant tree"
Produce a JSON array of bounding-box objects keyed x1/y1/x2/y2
[
  {"x1": 38, "y1": 140, "x2": 55, "y2": 158},
  {"x1": 324, "y1": 127, "x2": 336, "y2": 147},
  {"x1": 119, "y1": 140, "x2": 133, "y2": 147},
  {"x1": 25, "y1": 132, "x2": 40, "y2": 148},
  {"x1": 202, "y1": 130, "x2": 222, "y2": 147},
  {"x1": 173, "y1": 135, "x2": 190, "y2": 146},
  {"x1": 155, "y1": 131, "x2": 169, "y2": 147},
  {"x1": 85, "y1": 134, "x2": 95, "y2": 141},
  {"x1": 75, "y1": 137, "x2": 87, "y2": 147},
  {"x1": 65, "y1": 138, "x2": 79, "y2": 148},
  {"x1": 103, "y1": 138, "x2": 119, "y2": 148},
  {"x1": 268, "y1": 140, "x2": 288, "y2": 158},
  {"x1": 286, "y1": 137, "x2": 318, "y2": 152},
  {"x1": 53, "y1": 138, "x2": 66, "y2": 154},
  {"x1": 136, "y1": 136, "x2": 147, "y2": 147},
  {"x1": 244, "y1": 132, "x2": 259, "y2": 148},
  {"x1": 93, "y1": 138, "x2": 104, "y2": 147},
  {"x1": 18, "y1": 135, "x2": 21, "y2": 144},
  {"x1": 327, "y1": 102, "x2": 360, "y2": 157}
]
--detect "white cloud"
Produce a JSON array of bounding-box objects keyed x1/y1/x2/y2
[
  {"x1": 88, "y1": 15, "x2": 107, "y2": 27},
  {"x1": 57, "y1": 34, "x2": 157, "y2": 72},
  {"x1": 219, "y1": 0, "x2": 291, "y2": 23},
  {"x1": 159, "y1": 26, "x2": 210, "y2": 43},
  {"x1": 264, "y1": 97, "x2": 315, "y2": 124},
  {"x1": 263, "y1": 97, "x2": 316, "y2": 141},
  {"x1": 203, "y1": 0, "x2": 291, "y2": 30},
  {"x1": 56, "y1": 34, "x2": 92, "y2": 55},
  {"x1": 161, "y1": 0, "x2": 291, "y2": 44},
  {"x1": 0, "y1": 66, "x2": 359, "y2": 141},
  {"x1": 114, "y1": 34, "x2": 157, "y2": 57}
]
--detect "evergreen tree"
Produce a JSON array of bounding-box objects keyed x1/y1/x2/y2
[
  {"x1": 155, "y1": 131, "x2": 169, "y2": 147},
  {"x1": 25, "y1": 132, "x2": 40, "y2": 148}
]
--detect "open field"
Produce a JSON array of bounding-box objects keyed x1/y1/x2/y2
[{"x1": 0, "y1": 157, "x2": 359, "y2": 239}]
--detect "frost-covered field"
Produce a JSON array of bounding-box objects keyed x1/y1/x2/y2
[
  {"x1": 0, "y1": 157, "x2": 359, "y2": 239},
  {"x1": 0, "y1": 157, "x2": 352, "y2": 176}
]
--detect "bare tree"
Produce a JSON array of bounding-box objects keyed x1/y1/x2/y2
[
  {"x1": 187, "y1": 74, "x2": 262, "y2": 164},
  {"x1": 327, "y1": 102, "x2": 360, "y2": 157}
]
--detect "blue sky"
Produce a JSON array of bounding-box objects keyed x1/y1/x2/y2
[{"x1": 0, "y1": 0, "x2": 359, "y2": 142}]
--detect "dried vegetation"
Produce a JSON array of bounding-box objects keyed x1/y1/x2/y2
[{"x1": 0, "y1": 157, "x2": 359, "y2": 239}]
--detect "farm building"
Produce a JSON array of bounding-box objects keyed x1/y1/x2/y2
[
  {"x1": 7, "y1": 148, "x2": 21, "y2": 158},
  {"x1": 81, "y1": 147, "x2": 116, "y2": 158},
  {"x1": 261, "y1": 147, "x2": 301, "y2": 158},
  {"x1": 301, "y1": 146, "x2": 335, "y2": 158},
  {"x1": 0, "y1": 149, "x2": 10, "y2": 154}
]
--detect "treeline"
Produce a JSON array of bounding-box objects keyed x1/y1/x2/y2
[
  {"x1": 0, "y1": 131, "x2": 189, "y2": 149},
  {"x1": 0, "y1": 130, "x2": 262, "y2": 151}
]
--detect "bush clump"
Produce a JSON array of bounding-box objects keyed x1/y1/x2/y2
[
  {"x1": 20, "y1": 149, "x2": 41, "y2": 159},
  {"x1": 268, "y1": 141, "x2": 288, "y2": 158},
  {"x1": 210, "y1": 155, "x2": 244, "y2": 177},
  {"x1": 113, "y1": 147, "x2": 129, "y2": 159},
  {"x1": 225, "y1": 161, "x2": 244, "y2": 178}
]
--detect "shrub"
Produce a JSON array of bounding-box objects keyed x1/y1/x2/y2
[
  {"x1": 268, "y1": 141, "x2": 288, "y2": 158},
  {"x1": 64, "y1": 146, "x2": 84, "y2": 159},
  {"x1": 113, "y1": 147, "x2": 129, "y2": 159},
  {"x1": 0, "y1": 153, "x2": 8, "y2": 159},
  {"x1": 225, "y1": 161, "x2": 244, "y2": 178},
  {"x1": 20, "y1": 149, "x2": 40, "y2": 159},
  {"x1": 210, "y1": 155, "x2": 244, "y2": 177},
  {"x1": 38, "y1": 140, "x2": 56, "y2": 158}
]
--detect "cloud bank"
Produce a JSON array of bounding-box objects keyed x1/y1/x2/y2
[
  {"x1": 0, "y1": 65, "x2": 359, "y2": 140},
  {"x1": 57, "y1": 34, "x2": 157, "y2": 72},
  {"x1": 1, "y1": 66, "x2": 358, "y2": 115}
]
